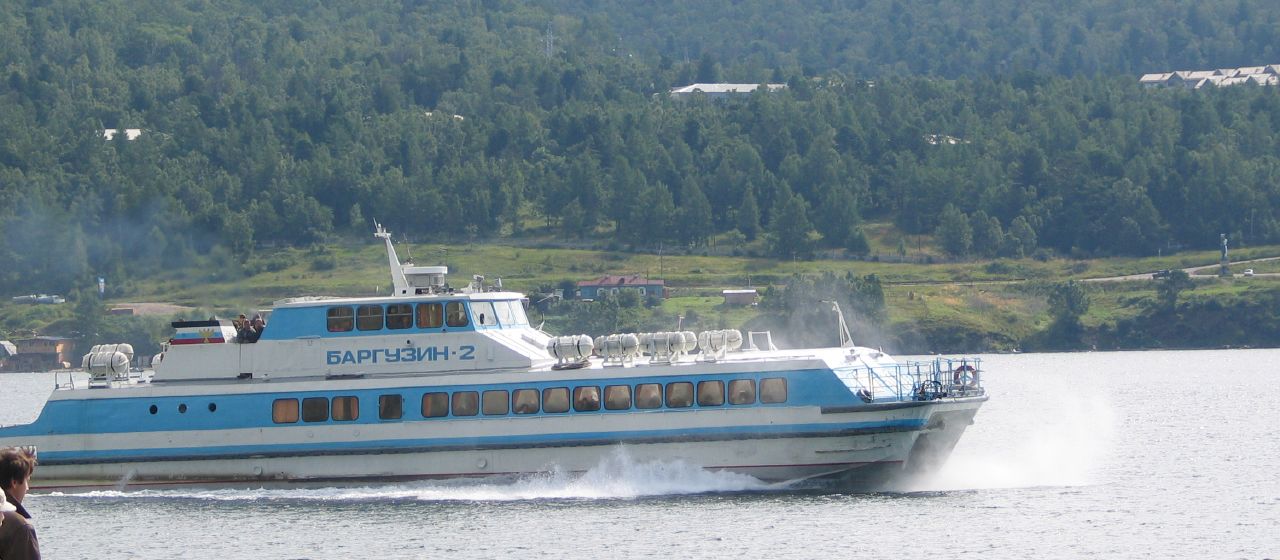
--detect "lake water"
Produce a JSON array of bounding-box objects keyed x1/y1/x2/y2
[{"x1": 2, "y1": 349, "x2": 1277, "y2": 559}]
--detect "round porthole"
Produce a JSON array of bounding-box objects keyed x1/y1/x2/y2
[
  {"x1": 208, "y1": 403, "x2": 217, "y2": 412},
  {"x1": 178, "y1": 404, "x2": 188, "y2": 413},
  {"x1": 149, "y1": 405, "x2": 158, "y2": 415}
]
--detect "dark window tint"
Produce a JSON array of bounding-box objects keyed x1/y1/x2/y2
[
  {"x1": 761, "y1": 378, "x2": 788, "y2": 403},
  {"x1": 386, "y1": 304, "x2": 413, "y2": 329},
  {"x1": 332, "y1": 396, "x2": 359, "y2": 421},
  {"x1": 416, "y1": 303, "x2": 443, "y2": 328},
  {"x1": 422, "y1": 392, "x2": 449, "y2": 418},
  {"x1": 697, "y1": 381, "x2": 724, "y2": 406},
  {"x1": 452, "y1": 391, "x2": 479, "y2": 416},
  {"x1": 302, "y1": 397, "x2": 329, "y2": 422},
  {"x1": 513, "y1": 389, "x2": 539, "y2": 414},
  {"x1": 357, "y1": 305, "x2": 384, "y2": 331},
  {"x1": 272, "y1": 399, "x2": 299, "y2": 423},
  {"x1": 543, "y1": 387, "x2": 570, "y2": 413},
  {"x1": 666, "y1": 382, "x2": 694, "y2": 408},
  {"x1": 446, "y1": 302, "x2": 469, "y2": 327},
  {"x1": 573, "y1": 386, "x2": 601, "y2": 412},
  {"x1": 327, "y1": 307, "x2": 354, "y2": 332},
  {"x1": 379, "y1": 395, "x2": 403, "y2": 419},
  {"x1": 728, "y1": 379, "x2": 756, "y2": 405},
  {"x1": 635, "y1": 384, "x2": 662, "y2": 409},
  {"x1": 604, "y1": 385, "x2": 632, "y2": 410},
  {"x1": 482, "y1": 390, "x2": 509, "y2": 415}
]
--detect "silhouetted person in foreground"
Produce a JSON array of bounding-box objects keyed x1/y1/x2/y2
[{"x1": 0, "y1": 447, "x2": 39, "y2": 559}]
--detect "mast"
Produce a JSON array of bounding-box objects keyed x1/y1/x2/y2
[{"x1": 375, "y1": 222, "x2": 410, "y2": 295}]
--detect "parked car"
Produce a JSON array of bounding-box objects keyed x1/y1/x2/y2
[
  {"x1": 1243, "y1": 269, "x2": 1255, "y2": 276},
  {"x1": 1152, "y1": 269, "x2": 1173, "y2": 279}
]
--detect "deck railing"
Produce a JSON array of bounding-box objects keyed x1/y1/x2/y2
[{"x1": 833, "y1": 356, "x2": 984, "y2": 402}]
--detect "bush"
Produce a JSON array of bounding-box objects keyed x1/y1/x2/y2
[{"x1": 310, "y1": 255, "x2": 337, "y2": 271}]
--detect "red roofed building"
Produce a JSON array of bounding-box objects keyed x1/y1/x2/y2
[{"x1": 576, "y1": 275, "x2": 667, "y2": 300}]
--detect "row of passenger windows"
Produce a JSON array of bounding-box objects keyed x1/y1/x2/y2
[
  {"x1": 271, "y1": 378, "x2": 788, "y2": 423},
  {"x1": 326, "y1": 301, "x2": 528, "y2": 332}
]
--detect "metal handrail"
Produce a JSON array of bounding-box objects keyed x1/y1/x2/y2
[{"x1": 833, "y1": 357, "x2": 984, "y2": 402}]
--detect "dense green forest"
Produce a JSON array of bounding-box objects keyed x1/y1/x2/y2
[{"x1": 3, "y1": 0, "x2": 1280, "y2": 296}]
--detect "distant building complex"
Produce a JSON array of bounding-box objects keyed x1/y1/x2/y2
[
  {"x1": 1140, "y1": 65, "x2": 1280, "y2": 89},
  {"x1": 669, "y1": 83, "x2": 787, "y2": 101}
]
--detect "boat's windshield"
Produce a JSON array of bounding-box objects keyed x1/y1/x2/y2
[{"x1": 492, "y1": 300, "x2": 528, "y2": 326}]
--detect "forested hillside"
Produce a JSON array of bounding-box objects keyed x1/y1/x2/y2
[{"x1": 3, "y1": 0, "x2": 1280, "y2": 296}]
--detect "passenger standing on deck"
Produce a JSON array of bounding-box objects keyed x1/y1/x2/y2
[{"x1": 0, "y1": 448, "x2": 39, "y2": 559}]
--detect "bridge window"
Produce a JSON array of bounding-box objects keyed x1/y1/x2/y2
[
  {"x1": 604, "y1": 385, "x2": 632, "y2": 410},
  {"x1": 472, "y1": 301, "x2": 498, "y2": 327},
  {"x1": 452, "y1": 391, "x2": 479, "y2": 416},
  {"x1": 357, "y1": 305, "x2": 384, "y2": 331},
  {"x1": 332, "y1": 396, "x2": 359, "y2": 421},
  {"x1": 302, "y1": 397, "x2": 329, "y2": 422},
  {"x1": 513, "y1": 389, "x2": 539, "y2": 414},
  {"x1": 761, "y1": 378, "x2": 788, "y2": 403},
  {"x1": 379, "y1": 395, "x2": 403, "y2": 420},
  {"x1": 272, "y1": 399, "x2": 299, "y2": 423},
  {"x1": 697, "y1": 381, "x2": 724, "y2": 407},
  {"x1": 386, "y1": 304, "x2": 413, "y2": 329},
  {"x1": 543, "y1": 387, "x2": 570, "y2": 413},
  {"x1": 494, "y1": 301, "x2": 519, "y2": 326},
  {"x1": 728, "y1": 380, "x2": 756, "y2": 405},
  {"x1": 422, "y1": 392, "x2": 448, "y2": 418},
  {"x1": 445, "y1": 302, "x2": 469, "y2": 327},
  {"x1": 482, "y1": 390, "x2": 509, "y2": 415},
  {"x1": 573, "y1": 386, "x2": 601, "y2": 412},
  {"x1": 416, "y1": 303, "x2": 443, "y2": 328},
  {"x1": 635, "y1": 384, "x2": 662, "y2": 409},
  {"x1": 327, "y1": 307, "x2": 354, "y2": 332},
  {"x1": 665, "y1": 382, "x2": 694, "y2": 408}
]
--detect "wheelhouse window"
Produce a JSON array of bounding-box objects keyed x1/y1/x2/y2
[
  {"x1": 302, "y1": 397, "x2": 329, "y2": 422},
  {"x1": 573, "y1": 386, "x2": 601, "y2": 412},
  {"x1": 327, "y1": 307, "x2": 354, "y2": 332},
  {"x1": 332, "y1": 396, "x2": 359, "y2": 421},
  {"x1": 482, "y1": 390, "x2": 510, "y2": 415},
  {"x1": 422, "y1": 392, "x2": 449, "y2": 418},
  {"x1": 494, "y1": 301, "x2": 527, "y2": 326},
  {"x1": 452, "y1": 391, "x2": 479, "y2": 416},
  {"x1": 416, "y1": 303, "x2": 443, "y2": 328},
  {"x1": 604, "y1": 385, "x2": 632, "y2": 410},
  {"x1": 543, "y1": 387, "x2": 570, "y2": 413},
  {"x1": 386, "y1": 304, "x2": 413, "y2": 330},
  {"x1": 697, "y1": 381, "x2": 725, "y2": 407},
  {"x1": 357, "y1": 305, "x2": 384, "y2": 331},
  {"x1": 513, "y1": 389, "x2": 539, "y2": 414},
  {"x1": 635, "y1": 384, "x2": 662, "y2": 409},
  {"x1": 472, "y1": 301, "x2": 498, "y2": 327},
  {"x1": 445, "y1": 302, "x2": 469, "y2": 327},
  {"x1": 665, "y1": 382, "x2": 694, "y2": 408},
  {"x1": 728, "y1": 379, "x2": 756, "y2": 405},
  {"x1": 272, "y1": 399, "x2": 299, "y2": 423},
  {"x1": 379, "y1": 395, "x2": 403, "y2": 420},
  {"x1": 761, "y1": 378, "x2": 788, "y2": 403}
]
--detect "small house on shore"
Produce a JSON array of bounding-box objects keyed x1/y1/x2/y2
[
  {"x1": 577, "y1": 275, "x2": 667, "y2": 300},
  {"x1": 722, "y1": 289, "x2": 759, "y2": 306}
]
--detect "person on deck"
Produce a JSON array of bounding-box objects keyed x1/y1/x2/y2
[
  {"x1": 247, "y1": 314, "x2": 266, "y2": 343},
  {"x1": 0, "y1": 448, "x2": 39, "y2": 559}
]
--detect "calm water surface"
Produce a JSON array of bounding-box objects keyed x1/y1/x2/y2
[{"x1": 2, "y1": 350, "x2": 1277, "y2": 559}]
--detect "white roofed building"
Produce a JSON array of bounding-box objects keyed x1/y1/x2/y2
[{"x1": 669, "y1": 83, "x2": 787, "y2": 101}]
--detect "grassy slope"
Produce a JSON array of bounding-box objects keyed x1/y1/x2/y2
[{"x1": 4, "y1": 225, "x2": 1278, "y2": 351}]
